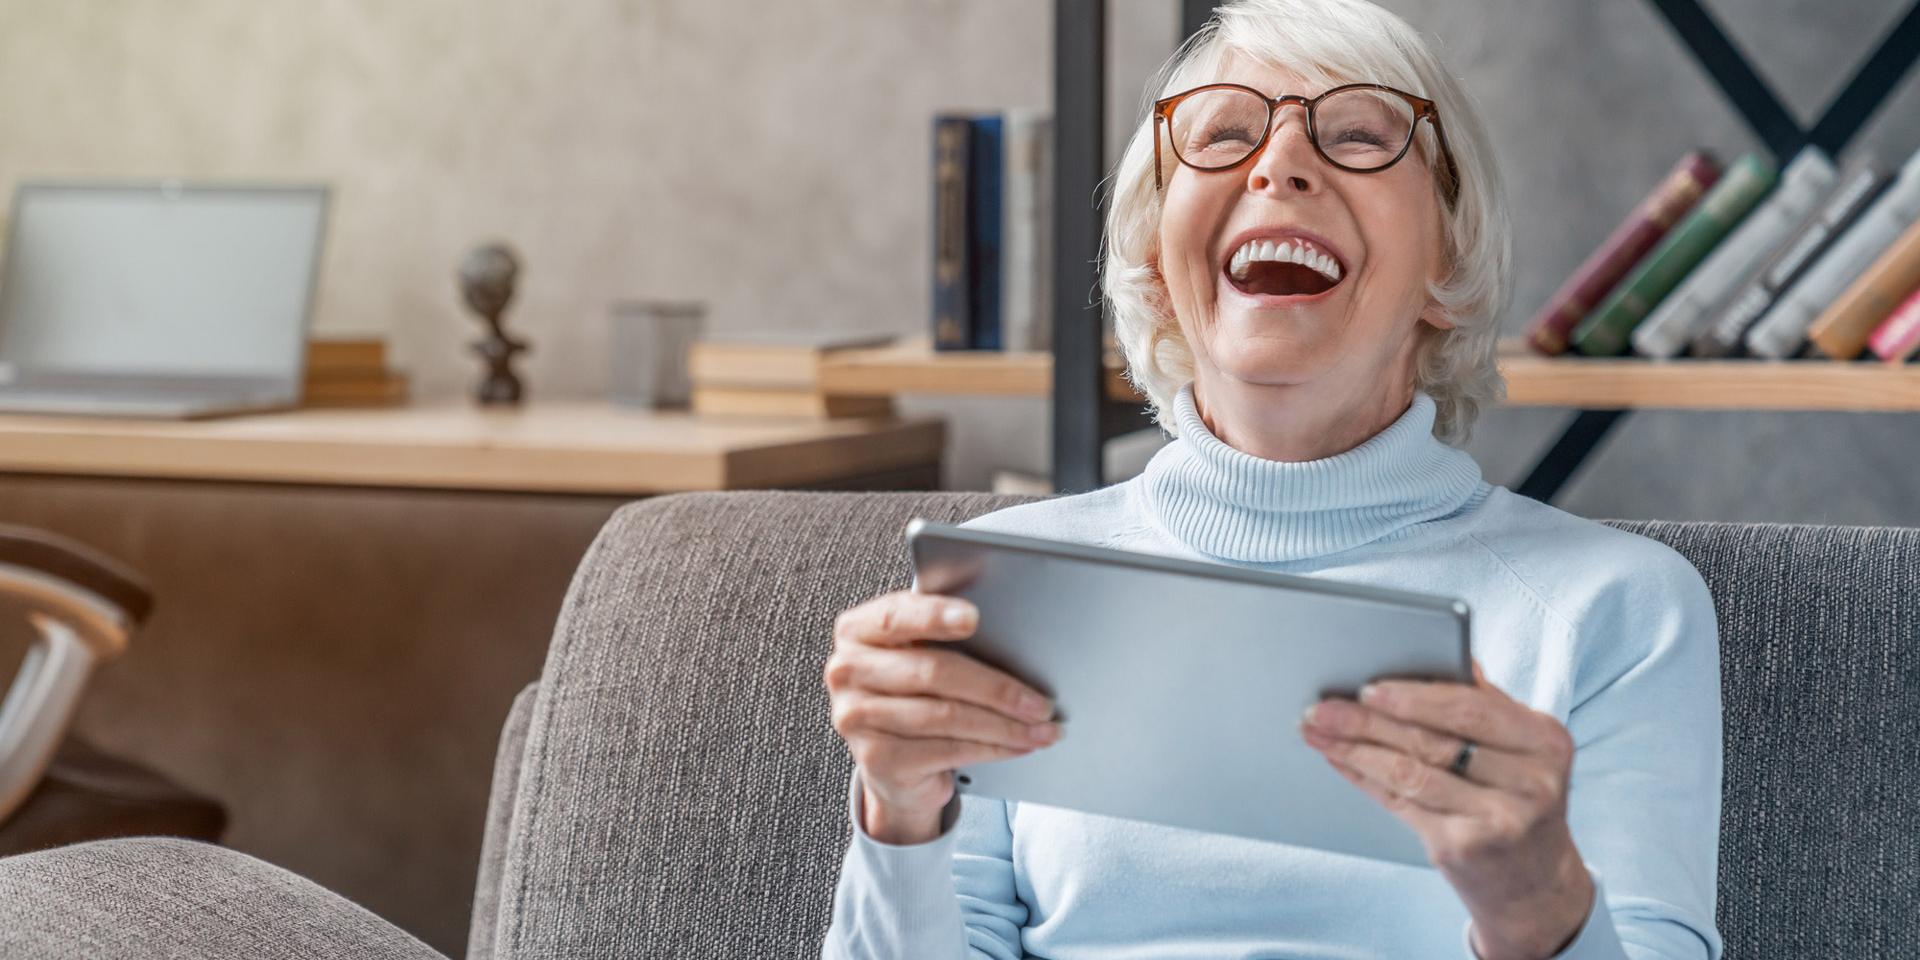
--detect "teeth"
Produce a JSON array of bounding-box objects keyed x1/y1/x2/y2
[{"x1": 1229, "y1": 236, "x2": 1343, "y2": 284}]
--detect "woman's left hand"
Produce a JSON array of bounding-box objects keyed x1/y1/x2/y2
[{"x1": 1299, "y1": 660, "x2": 1594, "y2": 960}]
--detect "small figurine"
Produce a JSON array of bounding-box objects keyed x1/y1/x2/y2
[{"x1": 458, "y1": 243, "x2": 531, "y2": 405}]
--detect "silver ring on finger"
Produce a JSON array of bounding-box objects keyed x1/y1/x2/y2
[{"x1": 1447, "y1": 738, "x2": 1476, "y2": 779}]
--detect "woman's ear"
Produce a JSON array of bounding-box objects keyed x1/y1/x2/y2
[{"x1": 1419, "y1": 300, "x2": 1455, "y2": 331}]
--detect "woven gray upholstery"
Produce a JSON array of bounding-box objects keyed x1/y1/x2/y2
[
  {"x1": 0, "y1": 494, "x2": 1912, "y2": 960},
  {"x1": 1607, "y1": 520, "x2": 1919, "y2": 959},
  {"x1": 0, "y1": 836, "x2": 444, "y2": 959},
  {"x1": 469, "y1": 682, "x2": 538, "y2": 960}
]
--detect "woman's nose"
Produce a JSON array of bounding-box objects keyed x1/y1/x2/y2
[{"x1": 1246, "y1": 103, "x2": 1318, "y2": 197}]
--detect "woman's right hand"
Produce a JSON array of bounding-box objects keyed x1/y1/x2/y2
[{"x1": 824, "y1": 589, "x2": 1060, "y2": 845}]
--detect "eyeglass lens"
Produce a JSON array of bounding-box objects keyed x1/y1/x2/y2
[{"x1": 1168, "y1": 87, "x2": 1416, "y2": 172}]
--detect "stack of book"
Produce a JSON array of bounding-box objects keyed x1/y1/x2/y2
[
  {"x1": 931, "y1": 108, "x2": 1055, "y2": 353},
  {"x1": 1524, "y1": 139, "x2": 1920, "y2": 364},
  {"x1": 304, "y1": 338, "x2": 409, "y2": 407},
  {"x1": 687, "y1": 330, "x2": 898, "y2": 418}
]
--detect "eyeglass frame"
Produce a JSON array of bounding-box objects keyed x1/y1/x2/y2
[{"x1": 1150, "y1": 81, "x2": 1462, "y2": 209}]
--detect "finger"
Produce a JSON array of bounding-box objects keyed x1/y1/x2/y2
[
  {"x1": 859, "y1": 732, "x2": 1037, "y2": 782},
  {"x1": 838, "y1": 694, "x2": 1060, "y2": 752},
  {"x1": 1302, "y1": 729, "x2": 1499, "y2": 816},
  {"x1": 1303, "y1": 698, "x2": 1532, "y2": 791},
  {"x1": 837, "y1": 645, "x2": 1053, "y2": 722},
  {"x1": 1357, "y1": 679, "x2": 1543, "y2": 754},
  {"x1": 1321, "y1": 754, "x2": 1446, "y2": 833},
  {"x1": 834, "y1": 591, "x2": 978, "y2": 648}
]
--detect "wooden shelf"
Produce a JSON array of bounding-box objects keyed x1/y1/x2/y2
[
  {"x1": 818, "y1": 337, "x2": 1920, "y2": 412},
  {"x1": 1497, "y1": 341, "x2": 1920, "y2": 411},
  {"x1": 818, "y1": 338, "x2": 1139, "y2": 401}
]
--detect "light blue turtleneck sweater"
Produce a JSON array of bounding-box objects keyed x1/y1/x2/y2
[{"x1": 823, "y1": 382, "x2": 1724, "y2": 959}]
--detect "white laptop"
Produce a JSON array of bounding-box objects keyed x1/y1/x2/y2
[{"x1": 0, "y1": 181, "x2": 329, "y2": 418}]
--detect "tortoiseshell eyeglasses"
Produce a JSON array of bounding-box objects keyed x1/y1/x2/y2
[{"x1": 1152, "y1": 81, "x2": 1461, "y2": 208}]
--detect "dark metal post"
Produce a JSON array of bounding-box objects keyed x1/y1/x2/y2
[
  {"x1": 1516, "y1": 409, "x2": 1628, "y2": 503},
  {"x1": 1051, "y1": 0, "x2": 1107, "y2": 493},
  {"x1": 1181, "y1": 0, "x2": 1214, "y2": 38}
]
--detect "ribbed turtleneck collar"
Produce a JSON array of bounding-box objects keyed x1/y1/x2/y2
[{"x1": 1139, "y1": 381, "x2": 1486, "y2": 564}]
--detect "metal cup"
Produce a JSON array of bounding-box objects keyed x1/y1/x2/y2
[{"x1": 608, "y1": 300, "x2": 705, "y2": 409}]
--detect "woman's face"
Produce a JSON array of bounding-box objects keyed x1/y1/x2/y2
[{"x1": 1158, "y1": 56, "x2": 1450, "y2": 399}]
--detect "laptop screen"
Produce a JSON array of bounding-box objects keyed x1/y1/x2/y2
[{"x1": 0, "y1": 183, "x2": 327, "y2": 381}]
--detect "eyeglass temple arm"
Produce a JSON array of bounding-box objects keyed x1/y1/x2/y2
[
  {"x1": 1154, "y1": 114, "x2": 1165, "y2": 190},
  {"x1": 1423, "y1": 110, "x2": 1462, "y2": 206}
]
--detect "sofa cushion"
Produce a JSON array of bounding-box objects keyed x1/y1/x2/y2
[{"x1": 469, "y1": 682, "x2": 539, "y2": 960}]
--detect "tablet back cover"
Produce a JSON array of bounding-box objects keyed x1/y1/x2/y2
[{"x1": 907, "y1": 518, "x2": 1470, "y2": 866}]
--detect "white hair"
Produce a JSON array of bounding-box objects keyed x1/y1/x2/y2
[{"x1": 1101, "y1": 0, "x2": 1512, "y2": 445}]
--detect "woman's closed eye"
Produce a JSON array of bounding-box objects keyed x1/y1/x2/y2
[
  {"x1": 1200, "y1": 123, "x2": 1260, "y2": 147},
  {"x1": 1326, "y1": 126, "x2": 1389, "y2": 148}
]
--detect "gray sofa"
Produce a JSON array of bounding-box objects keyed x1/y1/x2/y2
[{"x1": 0, "y1": 491, "x2": 1914, "y2": 959}]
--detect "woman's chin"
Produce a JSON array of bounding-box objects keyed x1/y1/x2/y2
[
  {"x1": 1206, "y1": 337, "x2": 1336, "y2": 386},
  {"x1": 1207, "y1": 307, "x2": 1337, "y2": 369}
]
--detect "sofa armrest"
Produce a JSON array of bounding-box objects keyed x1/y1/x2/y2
[{"x1": 0, "y1": 837, "x2": 447, "y2": 960}]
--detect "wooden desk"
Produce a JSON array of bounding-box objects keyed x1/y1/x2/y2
[{"x1": 0, "y1": 403, "x2": 946, "y2": 494}]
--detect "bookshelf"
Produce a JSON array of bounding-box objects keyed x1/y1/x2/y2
[
  {"x1": 1036, "y1": 0, "x2": 1920, "y2": 500},
  {"x1": 823, "y1": 337, "x2": 1920, "y2": 411}
]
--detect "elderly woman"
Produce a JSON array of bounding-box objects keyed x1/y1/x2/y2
[{"x1": 820, "y1": 1, "x2": 1722, "y2": 957}]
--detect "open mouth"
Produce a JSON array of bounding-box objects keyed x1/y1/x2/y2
[
  {"x1": 1226, "y1": 260, "x2": 1342, "y2": 298},
  {"x1": 1222, "y1": 237, "x2": 1348, "y2": 300}
]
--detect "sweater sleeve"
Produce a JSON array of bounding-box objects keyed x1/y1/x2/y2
[
  {"x1": 820, "y1": 770, "x2": 1028, "y2": 960},
  {"x1": 1460, "y1": 867, "x2": 1629, "y2": 959},
  {"x1": 1487, "y1": 546, "x2": 1725, "y2": 959}
]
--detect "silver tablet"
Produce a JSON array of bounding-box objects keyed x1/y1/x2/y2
[{"x1": 905, "y1": 517, "x2": 1471, "y2": 866}]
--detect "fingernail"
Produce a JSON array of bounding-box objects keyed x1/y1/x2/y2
[
  {"x1": 1021, "y1": 692, "x2": 1053, "y2": 721},
  {"x1": 1300, "y1": 703, "x2": 1319, "y2": 728},
  {"x1": 1359, "y1": 683, "x2": 1381, "y2": 705},
  {"x1": 1028, "y1": 722, "x2": 1059, "y2": 745},
  {"x1": 941, "y1": 604, "x2": 973, "y2": 629}
]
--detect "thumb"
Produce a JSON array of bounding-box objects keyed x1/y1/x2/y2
[{"x1": 1469, "y1": 659, "x2": 1513, "y2": 702}]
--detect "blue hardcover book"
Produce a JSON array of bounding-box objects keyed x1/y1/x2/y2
[
  {"x1": 969, "y1": 114, "x2": 1004, "y2": 350},
  {"x1": 931, "y1": 115, "x2": 974, "y2": 351}
]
